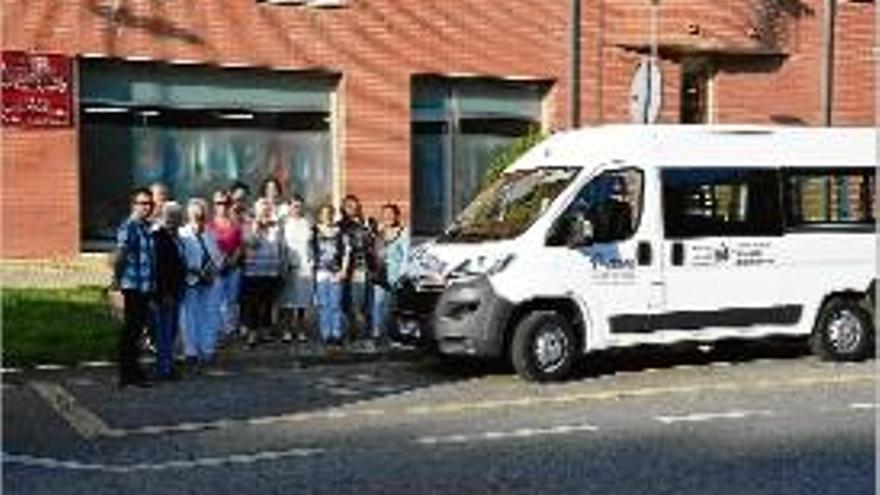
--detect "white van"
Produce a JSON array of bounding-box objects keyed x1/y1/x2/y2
[{"x1": 394, "y1": 125, "x2": 877, "y2": 381}]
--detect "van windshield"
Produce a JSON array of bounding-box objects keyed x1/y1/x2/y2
[{"x1": 438, "y1": 167, "x2": 579, "y2": 243}]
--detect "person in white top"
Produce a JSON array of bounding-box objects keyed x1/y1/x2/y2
[
  {"x1": 178, "y1": 198, "x2": 224, "y2": 369},
  {"x1": 279, "y1": 195, "x2": 314, "y2": 343}
]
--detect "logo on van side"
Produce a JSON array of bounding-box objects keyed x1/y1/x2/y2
[
  {"x1": 590, "y1": 256, "x2": 636, "y2": 270},
  {"x1": 588, "y1": 250, "x2": 637, "y2": 283}
]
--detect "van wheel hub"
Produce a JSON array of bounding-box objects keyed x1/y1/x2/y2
[
  {"x1": 534, "y1": 326, "x2": 568, "y2": 372},
  {"x1": 827, "y1": 309, "x2": 863, "y2": 354}
]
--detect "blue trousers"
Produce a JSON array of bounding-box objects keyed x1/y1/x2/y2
[
  {"x1": 371, "y1": 285, "x2": 390, "y2": 339},
  {"x1": 343, "y1": 274, "x2": 373, "y2": 338},
  {"x1": 217, "y1": 269, "x2": 241, "y2": 336},
  {"x1": 153, "y1": 297, "x2": 180, "y2": 377},
  {"x1": 315, "y1": 276, "x2": 343, "y2": 344},
  {"x1": 181, "y1": 284, "x2": 221, "y2": 361}
]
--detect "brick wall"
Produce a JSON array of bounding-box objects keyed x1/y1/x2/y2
[
  {"x1": 2, "y1": 0, "x2": 875, "y2": 258},
  {"x1": 2, "y1": 129, "x2": 80, "y2": 258}
]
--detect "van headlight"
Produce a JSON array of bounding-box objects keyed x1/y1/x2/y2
[
  {"x1": 450, "y1": 253, "x2": 517, "y2": 278},
  {"x1": 408, "y1": 248, "x2": 447, "y2": 277}
]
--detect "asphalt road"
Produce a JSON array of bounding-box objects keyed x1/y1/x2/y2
[{"x1": 3, "y1": 340, "x2": 877, "y2": 495}]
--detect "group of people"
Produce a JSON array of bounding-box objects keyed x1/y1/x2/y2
[{"x1": 111, "y1": 179, "x2": 410, "y2": 387}]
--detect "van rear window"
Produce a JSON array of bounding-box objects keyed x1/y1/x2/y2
[{"x1": 784, "y1": 168, "x2": 876, "y2": 230}]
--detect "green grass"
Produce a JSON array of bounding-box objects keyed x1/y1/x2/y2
[{"x1": 3, "y1": 287, "x2": 120, "y2": 367}]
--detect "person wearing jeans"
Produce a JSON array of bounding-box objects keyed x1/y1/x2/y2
[
  {"x1": 151, "y1": 201, "x2": 185, "y2": 379},
  {"x1": 370, "y1": 203, "x2": 410, "y2": 348},
  {"x1": 339, "y1": 195, "x2": 373, "y2": 343},
  {"x1": 209, "y1": 190, "x2": 244, "y2": 341},
  {"x1": 310, "y1": 204, "x2": 349, "y2": 347}
]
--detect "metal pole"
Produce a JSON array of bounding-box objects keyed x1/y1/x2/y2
[
  {"x1": 569, "y1": 0, "x2": 581, "y2": 128},
  {"x1": 819, "y1": 0, "x2": 836, "y2": 127},
  {"x1": 646, "y1": 0, "x2": 659, "y2": 124},
  {"x1": 875, "y1": 0, "x2": 880, "y2": 132}
]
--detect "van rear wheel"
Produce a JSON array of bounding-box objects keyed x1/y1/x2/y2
[
  {"x1": 811, "y1": 297, "x2": 874, "y2": 361},
  {"x1": 511, "y1": 311, "x2": 576, "y2": 382}
]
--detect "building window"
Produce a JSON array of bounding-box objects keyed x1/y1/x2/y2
[
  {"x1": 79, "y1": 59, "x2": 336, "y2": 247},
  {"x1": 784, "y1": 168, "x2": 876, "y2": 230},
  {"x1": 662, "y1": 168, "x2": 783, "y2": 238},
  {"x1": 410, "y1": 76, "x2": 549, "y2": 236},
  {"x1": 680, "y1": 58, "x2": 712, "y2": 124}
]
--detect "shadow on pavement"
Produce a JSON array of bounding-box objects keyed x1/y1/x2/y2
[{"x1": 412, "y1": 336, "x2": 816, "y2": 382}]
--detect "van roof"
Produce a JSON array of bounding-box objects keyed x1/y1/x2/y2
[{"x1": 511, "y1": 125, "x2": 878, "y2": 170}]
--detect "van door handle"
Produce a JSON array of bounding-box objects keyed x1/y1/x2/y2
[
  {"x1": 637, "y1": 241, "x2": 652, "y2": 266},
  {"x1": 671, "y1": 242, "x2": 685, "y2": 266}
]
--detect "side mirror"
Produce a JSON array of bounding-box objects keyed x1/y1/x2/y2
[{"x1": 568, "y1": 218, "x2": 594, "y2": 247}]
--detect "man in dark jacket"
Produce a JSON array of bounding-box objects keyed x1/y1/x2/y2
[
  {"x1": 152, "y1": 201, "x2": 186, "y2": 380},
  {"x1": 339, "y1": 195, "x2": 375, "y2": 344}
]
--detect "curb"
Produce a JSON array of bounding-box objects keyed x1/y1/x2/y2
[{"x1": 2, "y1": 347, "x2": 427, "y2": 377}]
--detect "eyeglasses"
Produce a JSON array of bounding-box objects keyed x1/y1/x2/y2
[
  {"x1": 214, "y1": 201, "x2": 230, "y2": 205},
  {"x1": 134, "y1": 201, "x2": 153, "y2": 206}
]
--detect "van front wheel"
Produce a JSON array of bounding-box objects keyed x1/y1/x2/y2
[
  {"x1": 811, "y1": 298, "x2": 874, "y2": 361},
  {"x1": 511, "y1": 311, "x2": 576, "y2": 382}
]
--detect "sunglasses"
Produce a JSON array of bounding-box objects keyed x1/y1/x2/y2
[{"x1": 214, "y1": 201, "x2": 230, "y2": 205}]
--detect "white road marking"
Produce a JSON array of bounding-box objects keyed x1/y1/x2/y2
[
  {"x1": 375, "y1": 385, "x2": 404, "y2": 394},
  {"x1": 849, "y1": 403, "x2": 879, "y2": 410},
  {"x1": 203, "y1": 369, "x2": 234, "y2": 378},
  {"x1": 34, "y1": 364, "x2": 66, "y2": 371},
  {"x1": 29, "y1": 381, "x2": 123, "y2": 439},
  {"x1": 80, "y1": 361, "x2": 114, "y2": 369},
  {"x1": 325, "y1": 387, "x2": 361, "y2": 397},
  {"x1": 417, "y1": 423, "x2": 598, "y2": 445},
  {"x1": 67, "y1": 378, "x2": 97, "y2": 387},
  {"x1": 1, "y1": 367, "x2": 21, "y2": 374},
  {"x1": 2, "y1": 448, "x2": 323, "y2": 472},
  {"x1": 655, "y1": 409, "x2": 775, "y2": 425},
  {"x1": 126, "y1": 408, "x2": 389, "y2": 436}
]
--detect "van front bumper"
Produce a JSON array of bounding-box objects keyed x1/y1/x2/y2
[{"x1": 393, "y1": 275, "x2": 513, "y2": 358}]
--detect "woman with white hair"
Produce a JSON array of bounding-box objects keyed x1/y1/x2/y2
[
  {"x1": 242, "y1": 197, "x2": 285, "y2": 346},
  {"x1": 178, "y1": 198, "x2": 224, "y2": 370}
]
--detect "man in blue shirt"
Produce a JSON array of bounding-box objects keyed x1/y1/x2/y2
[{"x1": 111, "y1": 187, "x2": 156, "y2": 387}]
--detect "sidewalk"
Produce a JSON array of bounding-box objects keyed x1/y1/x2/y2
[
  {"x1": 212, "y1": 338, "x2": 424, "y2": 370},
  {"x1": 2, "y1": 337, "x2": 425, "y2": 377}
]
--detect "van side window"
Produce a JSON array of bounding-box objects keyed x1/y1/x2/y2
[
  {"x1": 661, "y1": 168, "x2": 782, "y2": 238},
  {"x1": 549, "y1": 168, "x2": 644, "y2": 246},
  {"x1": 784, "y1": 168, "x2": 876, "y2": 230}
]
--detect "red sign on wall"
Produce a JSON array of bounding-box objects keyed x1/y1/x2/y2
[{"x1": 2, "y1": 51, "x2": 73, "y2": 128}]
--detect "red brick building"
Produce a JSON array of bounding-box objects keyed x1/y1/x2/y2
[{"x1": 2, "y1": 0, "x2": 876, "y2": 258}]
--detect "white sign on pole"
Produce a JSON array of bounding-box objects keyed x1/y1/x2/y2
[{"x1": 629, "y1": 57, "x2": 662, "y2": 124}]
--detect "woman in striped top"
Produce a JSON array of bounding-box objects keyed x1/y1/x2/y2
[{"x1": 242, "y1": 198, "x2": 285, "y2": 347}]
